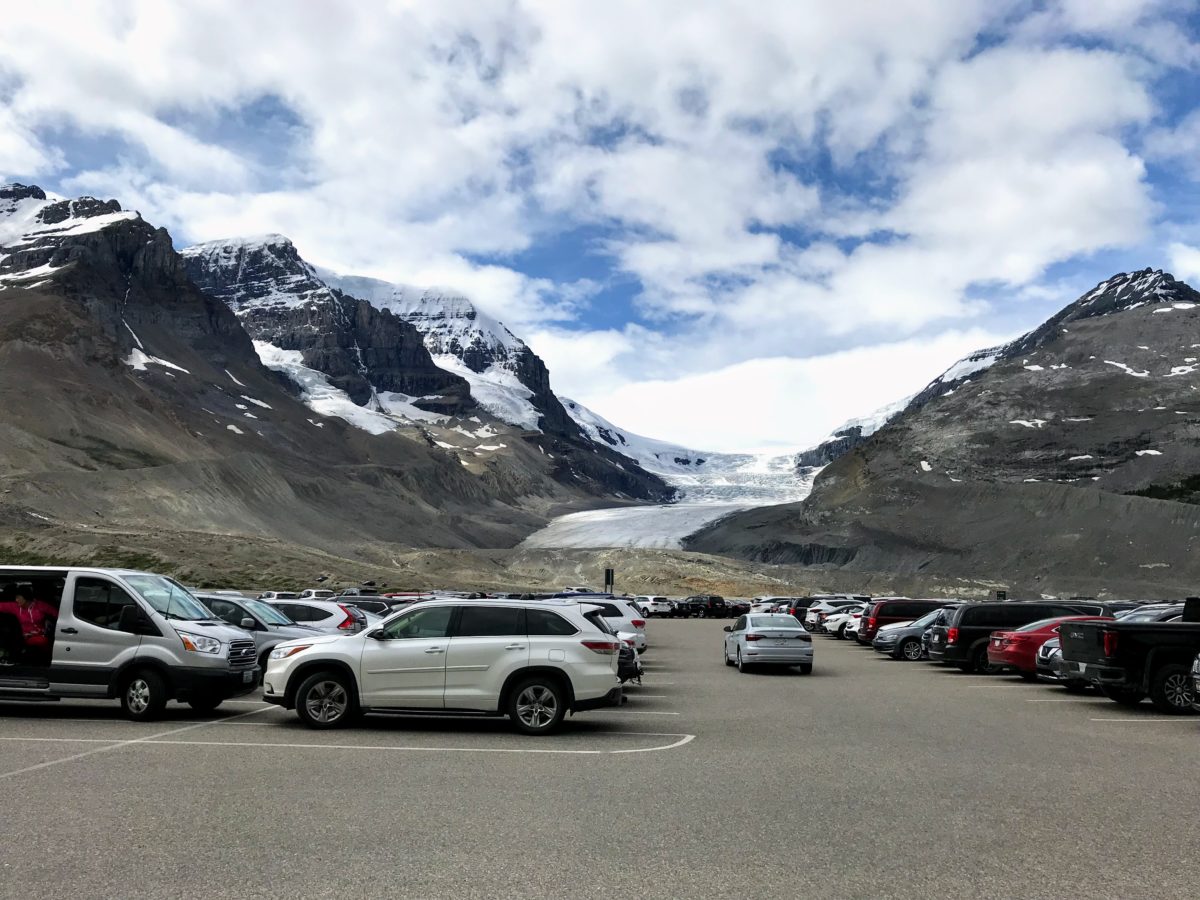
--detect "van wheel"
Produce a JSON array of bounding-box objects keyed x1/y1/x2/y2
[
  {"x1": 972, "y1": 644, "x2": 999, "y2": 675},
  {"x1": 1149, "y1": 664, "x2": 1196, "y2": 714},
  {"x1": 295, "y1": 671, "x2": 356, "y2": 729},
  {"x1": 508, "y1": 677, "x2": 566, "y2": 735},
  {"x1": 121, "y1": 670, "x2": 167, "y2": 722},
  {"x1": 187, "y1": 695, "x2": 223, "y2": 713}
]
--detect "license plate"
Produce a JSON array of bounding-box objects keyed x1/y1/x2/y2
[
  {"x1": 242, "y1": 671, "x2": 253, "y2": 683},
  {"x1": 772, "y1": 640, "x2": 791, "y2": 646},
  {"x1": 931, "y1": 635, "x2": 941, "y2": 644}
]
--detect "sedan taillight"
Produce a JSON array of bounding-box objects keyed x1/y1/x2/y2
[
  {"x1": 631, "y1": 619, "x2": 645, "y2": 628},
  {"x1": 744, "y1": 634, "x2": 763, "y2": 642}
]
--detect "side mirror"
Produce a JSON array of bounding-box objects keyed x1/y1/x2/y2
[
  {"x1": 366, "y1": 630, "x2": 387, "y2": 641},
  {"x1": 723, "y1": 625, "x2": 733, "y2": 633},
  {"x1": 240, "y1": 617, "x2": 256, "y2": 631},
  {"x1": 118, "y1": 604, "x2": 158, "y2": 636}
]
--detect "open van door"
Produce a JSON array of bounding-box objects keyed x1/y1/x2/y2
[{"x1": 50, "y1": 574, "x2": 153, "y2": 696}]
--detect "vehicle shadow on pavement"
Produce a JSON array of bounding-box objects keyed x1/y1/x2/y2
[
  {"x1": 0, "y1": 703, "x2": 262, "y2": 723},
  {"x1": 264, "y1": 715, "x2": 637, "y2": 737}
]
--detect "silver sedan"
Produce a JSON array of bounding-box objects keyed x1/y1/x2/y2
[{"x1": 724, "y1": 614, "x2": 814, "y2": 673}]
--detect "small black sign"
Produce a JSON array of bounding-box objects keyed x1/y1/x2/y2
[
  {"x1": 604, "y1": 568, "x2": 615, "y2": 592},
  {"x1": 1184, "y1": 597, "x2": 1200, "y2": 623},
  {"x1": 996, "y1": 590, "x2": 1008, "y2": 602}
]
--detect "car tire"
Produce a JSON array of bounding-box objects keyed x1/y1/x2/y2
[
  {"x1": 972, "y1": 644, "x2": 999, "y2": 675},
  {"x1": 899, "y1": 639, "x2": 923, "y2": 661},
  {"x1": 508, "y1": 676, "x2": 567, "y2": 735},
  {"x1": 1148, "y1": 663, "x2": 1196, "y2": 715},
  {"x1": 187, "y1": 695, "x2": 223, "y2": 713},
  {"x1": 836, "y1": 624, "x2": 847, "y2": 640},
  {"x1": 1062, "y1": 680, "x2": 1089, "y2": 694},
  {"x1": 1018, "y1": 671, "x2": 1038, "y2": 682},
  {"x1": 698, "y1": 609, "x2": 706, "y2": 618},
  {"x1": 737, "y1": 651, "x2": 752, "y2": 673},
  {"x1": 295, "y1": 671, "x2": 357, "y2": 729},
  {"x1": 1100, "y1": 684, "x2": 1146, "y2": 707},
  {"x1": 121, "y1": 669, "x2": 168, "y2": 721},
  {"x1": 798, "y1": 663, "x2": 813, "y2": 675},
  {"x1": 724, "y1": 645, "x2": 734, "y2": 666}
]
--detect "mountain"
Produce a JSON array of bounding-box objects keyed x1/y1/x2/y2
[
  {"x1": 0, "y1": 183, "x2": 676, "y2": 579},
  {"x1": 794, "y1": 394, "x2": 914, "y2": 471},
  {"x1": 688, "y1": 269, "x2": 1200, "y2": 594},
  {"x1": 181, "y1": 235, "x2": 672, "y2": 503}
]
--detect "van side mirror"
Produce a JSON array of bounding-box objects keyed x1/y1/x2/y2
[
  {"x1": 240, "y1": 617, "x2": 256, "y2": 631},
  {"x1": 118, "y1": 604, "x2": 159, "y2": 636}
]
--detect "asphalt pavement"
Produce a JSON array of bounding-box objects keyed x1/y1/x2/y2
[{"x1": 1, "y1": 620, "x2": 1199, "y2": 899}]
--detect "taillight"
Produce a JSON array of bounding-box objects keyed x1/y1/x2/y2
[
  {"x1": 745, "y1": 634, "x2": 763, "y2": 642},
  {"x1": 1103, "y1": 631, "x2": 1118, "y2": 657},
  {"x1": 336, "y1": 604, "x2": 356, "y2": 630},
  {"x1": 631, "y1": 619, "x2": 645, "y2": 628},
  {"x1": 581, "y1": 639, "x2": 619, "y2": 655},
  {"x1": 947, "y1": 627, "x2": 959, "y2": 645},
  {"x1": 867, "y1": 617, "x2": 878, "y2": 630}
]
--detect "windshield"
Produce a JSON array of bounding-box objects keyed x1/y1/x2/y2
[
  {"x1": 125, "y1": 575, "x2": 213, "y2": 621},
  {"x1": 910, "y1": 609, "x2": 942, "y2": 628},
  {"x1": 749, "y1": 615, "x2": 803, "y2": 628},
  {"x1": 1123, "y1": 608, "x2": 1181, "y2": 622},
  {"x1": 244, "y1": 599, "x2": 295, "y2": 625}
]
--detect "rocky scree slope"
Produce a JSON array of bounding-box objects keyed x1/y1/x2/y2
[
  {"x1": 0, "y1": 183, "x2": 635, "y2": 555},
  {"x1": 183, "y1": 236, "x2": 671, "y2": 503},
  {"x1": 689, "y1": 270, "x2": 1200, "y2": 588}
]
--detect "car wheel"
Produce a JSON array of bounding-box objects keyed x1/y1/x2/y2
[
  {"x1": 698, "y1": 609, "x2": 706, "y2": 618},
  {"x1": 1148, "y1": 663, "x2": 1196, "y2": 714},
  {"x1": 737, "y1": 650, "x2": 752, "y2": 673},
  {"x1": 724, "y1": 644, "x2": 734, "y2": 666},
  {"x1": 972, "y1": 644, "x2": 999, "y2": 675},
  {"x1": 1018, "y1": 671, "x2": 1038, "y2": 682},
  {"x1": 509, "y1": 677, "x2": 567, "y2": 735},
  {"x1": 295, "y1": 671, "x2": 356, "y2": 729},
  {"x1": 798, "y1": 663, "x2": 813, "y2": 675},
  {"x1": 121, "y1": 669, "x2": 168, "y2": 722},
  {"x1": 836, "y1": 624, "x2": 847, "y2": 640},
  {"x1": 187, "y1": 695, "x2": 223, "y2": 713},
  {"x1": 1100, "y1": 684, "x2": 1146, "y2": 707},
  {"x1": 899, "y1": 639, "x2": 923, "y2": 661}
]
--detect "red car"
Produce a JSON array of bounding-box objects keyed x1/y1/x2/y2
[{"x1": 987, "y1": 615, "x2": 1112, "y2": 678}]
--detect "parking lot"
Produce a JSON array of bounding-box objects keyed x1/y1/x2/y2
[{"x1": 2, "y1": 619, "x2": 1199, "y2": 898}]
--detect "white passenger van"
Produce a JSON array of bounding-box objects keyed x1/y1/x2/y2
[{"x1": 0, "y1": 567, "x2": 259, "y2": 720}]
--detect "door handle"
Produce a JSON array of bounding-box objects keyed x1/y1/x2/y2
[
  {"x1": 504, "y1": 644, "x2": 525, "y2": 650},
  {"x1": 424, "y1": 647, "x2": 443, "y2": 654},
  {"x1": 60, "y1": 627, "x2": 78, "y2": 635}
]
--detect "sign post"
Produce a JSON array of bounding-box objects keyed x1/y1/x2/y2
[{"x1": 604, "y1": 568, "x2": 615, "y2": 593}]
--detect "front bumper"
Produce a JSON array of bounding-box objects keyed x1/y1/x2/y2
[
  {"x1": 572, "y1": 687, "x2": 623, "y2": 713},
  {"x1": 173, "y1": 665, "x2": 260, "y2": 701}
]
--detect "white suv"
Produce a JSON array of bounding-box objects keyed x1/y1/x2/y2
[
  {"x1": 263, "y1": 599, "x2": 623, "y2": 735},
  {"x1": 636, "y1": 596, "x2": 673, "y2": 617},
  {"x1": 585, "y1": 598, "x2": 647, "y2": 652}
]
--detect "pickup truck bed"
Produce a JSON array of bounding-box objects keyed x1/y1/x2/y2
[{"x1": 1059, "y1": 620, "x2": 1200, "y2": 713}]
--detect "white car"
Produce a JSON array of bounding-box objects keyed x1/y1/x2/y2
[
  {"x1": 845, "y1": 615, "x2": 863, "y2": 639},
  {"x1": 268, "y1": 599, "x2": 373, "y2": 634},
  {"x1": 749, "y1": 601, "x2": 778, "y2": 614},
  {"x1": 723, "y1": 614, "x2": 813, "y2": 673},
  {"x1": 635, "y1": 596, "x2": 672, "y2": 617},
  {"x1": 561, "y1": 585, "x2": 601, "y2": 594},
  {"x1": 263, "y1": 598, "x2": 624, "y2": 734},
  {"x1": 822, "y1": 605, "x2": 867, "y2": 639},
  {"x1": 804, "y1": 599, "x2": 865, "y2": 631},
  {"x1": 298, "y1": 589, "x2": 335, "y2": 600},
  {"x1": 258, "y1": 591, "x2": 300, "y2": 601},
  {"x1": 586, "y1": 598, "x2": 647, "y2": 652}
]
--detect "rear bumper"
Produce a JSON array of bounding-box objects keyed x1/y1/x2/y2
[
  {"x1": 572, "y1": 687, "x2": 623, "y2": 713},
  {"x1": 172, "y1": 666, "x2": 260, "y2": 701},
  {"x1": 1062, "y1": 660, "x2": 1128, "y2": 685},
  {"x1": 743, "y1": 647, "x2": 813, "y2": 664},
  {"x1": 928, "y1": 644, "x2": 967, "y2": 664}
]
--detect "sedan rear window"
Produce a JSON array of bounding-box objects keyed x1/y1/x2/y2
[{"x1": 749, "y1": 616, "x2": 803, "y2": 628}]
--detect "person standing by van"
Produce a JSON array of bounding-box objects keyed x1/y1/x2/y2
[{"x1": 0, "y1": 584, "x2": 57, "y2": 663}]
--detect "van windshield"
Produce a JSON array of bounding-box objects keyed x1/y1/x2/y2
[{"x1": 124, "y1": 575, "x2": 214, "y2": 621}]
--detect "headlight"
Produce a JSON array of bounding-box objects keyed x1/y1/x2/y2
[
  {"x1": 269, "y1": 644, "x2": 312, "y2": 660},
  {"x1": 178, "y1": 632, "x2": 221, "y2": 655}
]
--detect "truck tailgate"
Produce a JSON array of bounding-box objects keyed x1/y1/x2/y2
[{"x1": 1058, "y1": 622, "x2": 1110, "y2": 665}]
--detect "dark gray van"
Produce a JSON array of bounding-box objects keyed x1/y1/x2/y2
[{"x1": 927, "y1": 601, "x2": 1102, "y2": 673}]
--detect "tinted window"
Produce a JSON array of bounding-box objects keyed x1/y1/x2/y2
[
  {"x1": 306, "y1": 607, "x2": 334, "y2": 621},
  {"x1": 382, "y1": 606, "x2": 454, "y2": 639},
  {"x1": 591, "y1": 603, "x2": 622, "y2": 617},
  {"x1": 527, "y1": 609, "x2": 578, "y2": 636},
  {"x1": 749, "y1": 616, "x2": 802, "y2": 628},
  {"x1": 207, "y1": 599, "x2": 243, "y2": 625},
  {"x1": 457, "y1": 605, "x2": 525, "y2": 637},
  {"x1": 73, "y1": 578, "x2": 138, "y2": 631},
  {"x1": 733, "y1": 616, "x2": 747, "y2": 631}
]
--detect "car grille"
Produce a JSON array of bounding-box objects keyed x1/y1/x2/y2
[{"x1": 228, "y1": 640, "x2": 257, "y2": 670}]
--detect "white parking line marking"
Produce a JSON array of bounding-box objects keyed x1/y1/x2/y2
[
  {"x1": 627, "y1": 694, "x2": 669, "y2": 698},
  {"x1": 606, "y1": 710, "x2": 681, "y2": 716},
  {"x1": 1089, "y1": 717, "x2": 1198, "y2": 723},
  {"x1": 0, "y1": 706, "x2": 275, "y2": 780},
  {"x1": 0, "y1": 731, "x2": 696, "y2": 755},
  {"x1": 1026, "y1": 698, "x2": 1085, "y2": 702}
]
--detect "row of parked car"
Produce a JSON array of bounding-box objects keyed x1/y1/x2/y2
[
  {"x1": 0, "y1": 567, "x2": 671, "y2": 734},
  {"x1": 798, "y1": 593, "x2": 1200, "y2": 714}
]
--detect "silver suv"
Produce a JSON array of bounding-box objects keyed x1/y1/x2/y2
[{"x1": 263, "y1": 599, "x2": 623, "y2": 734}]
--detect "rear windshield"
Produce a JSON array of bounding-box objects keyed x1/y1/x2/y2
[
  {"x1": 749, "y1": 616, "x2": 803, "y2": 628},
  {"x1": 1015, "y1": 617, "x2": 1066, "y2": 633},
  {"x1": 584, "y1": 610, "x2": 616, "y2": 634}
]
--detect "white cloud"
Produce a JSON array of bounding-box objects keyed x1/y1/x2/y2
[
  {"x1": 0, "y1": 2, "x2": 1192, "y2": 449},
  {"x1": 1168, "y1": 243, "x2": 1200, "y2": 283}
]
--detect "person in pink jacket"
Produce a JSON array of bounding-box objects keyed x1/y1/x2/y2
[{"x1": 0, "y1": 585, "x2": 57, "y2": 664}]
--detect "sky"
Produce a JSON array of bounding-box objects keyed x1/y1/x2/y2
[{"x1": 2, "y1": 1, "x2": 1199, "y2": 452}]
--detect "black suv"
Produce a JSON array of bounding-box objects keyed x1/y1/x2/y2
[
  {"x1": 683, "y1": 595, "x2": 728, "y2": 618},
  {"x1": 927, "y1": 600, "x2": 1104, "y2": 672}
]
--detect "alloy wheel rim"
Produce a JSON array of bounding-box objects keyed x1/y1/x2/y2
[
  {"x1": 306, "y1": 680, "x2": 348, "y2": 723},
  {"x1": 516, "y1": 685, "x2": 558, "y2": 728},
  {"x1": 1164, "y1": 673, "x2": 1193, "y2": 708},
  {"x1": 903, "y1": 642, "x2": 922, "y2": 660},
  {"x1": 127, "y1": 679, "x2": 150, "y2": 714}
]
